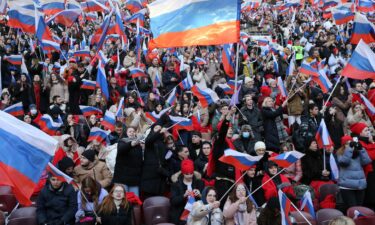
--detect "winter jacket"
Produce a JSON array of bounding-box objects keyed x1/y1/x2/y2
[
  {"x1": 301, "y1": 149, "x2": 330, "y2": 185},
  {"x1": 262, "y1": 106, "x2": 287, "y2": 152},
  {"x1": 169, "y1": 176, "x2": 204, "y2": 225},
  {"x1": 239, "y1": 106, "x2": 263, "y2": 140},
  {"x1": 141, "y1": 130, "x2": 169, "y2": 195},
  {"x1": 337, "y1": 147, "x2": 371, "y2": 190},
  {"x1": 223, "y1": 199, "x2": 257, "y2": 225},
  {"x1": 98, "y1": 205, "x2": 133, "y2": 225},
  {"x1": 113, "y1": 139, "x2": 143, "y2": 186},
  {"x1": 233, "y1": 136, "x2": 257, "y2": 155},
  {"x1": 300, "y1": 114, "x2": 321, "y2": 145},
  {"x1": 359, "y1": 137, "x2": 375, "y2": 205},
  {"x1": 36, "y1": 183, "x2": 77, "y2": 225},
  {"x1": 49, "y1": 82, "x2": 69, "y2": 103},
  {"x1": 162, "y1": 69, "x2": 180, "y2": 93},
  {"x1": 262, "y1": 173, "x2": 295, "y2": 201},
  {"x1": 74, "y1": 159, "x2": 113, "y2": 188},
  {"x1": 187, "y1": 200, "x2": 224, "y2": 225}
]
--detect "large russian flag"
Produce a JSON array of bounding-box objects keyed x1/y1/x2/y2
[
  {"x1": 148, "y1": 0, "x2": 240, "y2": 48},
  {"x1": 0, "y1": 111, "x2": 58, "y2": 205},
  {"x1": 79, "y1": 105, "x2": 103, "y2": 117},
  {"x1": 3, "y1": 102, "x2": 24, "y2": 117},
  {"x1": 219, "y1": 149, "x2": 262, "y2": 170},
  {"x1": 87, "y1": 127, "x2": 110, "y2": 143},
  {"x1": 47, "y1": 9, "x2": 82, "y2": 27},
  {"x1": 332, "y1": 9, "x2": 354, "y2": 25},
  {"x1": 356, "y1": 0, "x2": 375, "y2": 12},
  {"x1": 101, "y1": 110, "x2": 116, "y2": 131},
  {"x1": 7, "y1": 6, "x2": 35, "y2": 33},
  {"x1": 315, "y1": 120, "x2": 334, "y2": 149},
  {"x1": 269, "y1": 151, "x2": 305, "y2": 168},
  {"x1": 81, "y1": 0, "x2": 108, "y2": 12},
  {"x1": 41, "y1": 0, "x2": 65, "y2": 15},
  {"x1": 191, "y1": 85, "x2": 219, "y2": 108},
  {"x1": 342, "y1": 40, "x2": 375, "y2": 80},
  {"x1": 351, "y1": 13, "x2": 375, "y2": 45}
]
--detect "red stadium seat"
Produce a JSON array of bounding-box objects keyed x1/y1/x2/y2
[
  {"x1": 143, "y1": 196, "x2": 170, "y2": 225},
  {"x1": 316, "y1": 208, "x2": 344, "y2": 225},
  {"x1": 290, "y1": 211, "x2": 316, "y2": 225},
  {"x1": 346, "y1": 206, "x2": 375, "y2": 219},
  {"x1": 0, "y1": 195, "x2": 17, "y2": 214},
  {"x1": 133, "y1": 204, "x2": 142, "y2": 225},
  {"x1": 8, "y1": 207, "x2": 36, "y2": 220},
  {"x1": 353, "y1": 216, "x2": 375, "y2": 225},
  {"x1": 0, "y1": 211, "x2": 5, "y2": 225}
]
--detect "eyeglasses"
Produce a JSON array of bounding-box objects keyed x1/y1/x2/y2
[{"x1": 207, "y1": 194, "x2": 216, "y2": 197}]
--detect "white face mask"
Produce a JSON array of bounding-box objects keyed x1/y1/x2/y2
[{"x1": 30, "y1": 109, "x2": 37, "y2": 115}]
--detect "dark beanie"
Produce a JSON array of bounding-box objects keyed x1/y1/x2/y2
[
  {"x1": 57, "y1": 157, "x2": 75, "y2": 172},
  {"x1": 82, "y1": 150, "x2": 96, "y2": 162}
]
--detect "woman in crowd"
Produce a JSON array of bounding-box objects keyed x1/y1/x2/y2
[
  {"x1": 336, "y1": 135, "x2": 371, "y2": 212},
  {"x1": 188, "y1": 187, "x2": 224, "y2": 225},
  {"x1": 223, "y1": 183, "x2": 257, "y2": 225},
  {"x1": 280, "y1": 142, "x2": 302, "y2": 183},
  {"x1": 97, "y1": 184, "x2": 133, "y2": 225},
  {"x1": 76, "y1": 177, "x2": 108, "y2": 225}
]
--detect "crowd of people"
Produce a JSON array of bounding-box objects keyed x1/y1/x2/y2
[{"x1": 1, "y1": 0, "x2": 375, "y2": 224}]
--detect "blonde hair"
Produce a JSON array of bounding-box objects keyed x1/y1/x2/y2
[
  {"x1": 262, "y1": 97, "x2": 273, "y2": 108},
  {"x1": 328, "y1": 216, "x2": 355, "y2": 225}
]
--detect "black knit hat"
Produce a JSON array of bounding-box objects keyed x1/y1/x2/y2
[
  {"x1": 57, "y1": 157, "x2": 75, "y2": 172},
  {"x1": 81, "y1": 150, "x2": 96, "y2": 162}
]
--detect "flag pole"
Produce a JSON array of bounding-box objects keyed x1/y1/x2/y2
[
  {"x1": 248, "y1": 168, "x2": 287, "y2": 197},
  {"x1": 322, "y1": 75, "x2": 342, "y2": 114},
  {"x1": 323, "y1": 148, "x2": 326, "y2": 171},
  {"x1": 219, "y1": 171, "x2": 248, "y2": 202},
  {"x1": 234, "y1": 42, "x2": 240, "y2": 94},
  {"x1": 289, "y1": 198, "x2": 313, "y2": 225}
]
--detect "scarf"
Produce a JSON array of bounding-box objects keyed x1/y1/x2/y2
[{"x1": 234, "y1": 203, "x2": 247, "y2": 225}]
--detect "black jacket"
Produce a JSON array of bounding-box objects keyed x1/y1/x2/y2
[
  {"x1": 262, "y1": 106, "x2": 284, "y2": 152},
  {"x1": 36, "y1": 183, "x2": 77, "y2": 225},
  {"x1": 301, "y1": 149, "x2": 331, "y2": 185},
  {"x1": 114, "y1": 139, "x2": 143, "y2": 186},
  {"x1": 244, "y1": 174, "x2": 266, "y2": 206},
  {"x1": 169, "y1": 176, "x2": 205, "y2": 225},
  {"x1": 162, "y1": 69, "x2": 180, "y2": 93},
  {"x1": 300, "y1": 114, "x2": 321, "y2": 146},
  {"x1": 239, "y1": 106, "x2": 263, "y2": 140},
  {"x1": 99, "y1": 205, "x2": 133, "y2": 225},
  {"x1": 141, "y1": 130, "x2": 169, "y2": 195}
]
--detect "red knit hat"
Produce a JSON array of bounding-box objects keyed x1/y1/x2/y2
[
  {"x1": 181, "y1": 159, "x2": 194, "y2": 175},
  {"x1": 260, "y1": 86, "x2": 271, "y2": 97},
  {"x1": 341, "y1": 135, "x2": 353, "y2": 146},
  {"x1": 350, "y1": 122, "x2": 367, "y2": 135}
]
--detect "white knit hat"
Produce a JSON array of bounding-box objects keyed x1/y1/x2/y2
[{"x1": 254, "y1": 141, "x2": 266, "y2": 151}]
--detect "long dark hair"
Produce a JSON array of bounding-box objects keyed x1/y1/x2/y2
[
  {"x1": 97, "y1": 184, "x2": 129, "y2": 215},
  {"x1": 228, "y1": 183, "x2": 253, "y2": 213},
  {"x1": 80, "y1": 176, "x2": 100, "y2": 210}
]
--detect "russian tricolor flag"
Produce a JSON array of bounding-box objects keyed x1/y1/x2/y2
[
  {"x1": 39, "y1": 114, "x2": 63, "y2": 136},
  {"x1": 180, "y1": 196, "x2": 195, "y2": 221},
  {"x1": 257, "y1": 38, "x2": 269, "y2": 46},
  {"x1": 195, "y1": 57, "x2": 207, "y2": 65},
  {"x1": 3, "y1": 102, "x2": 24, "y2": 117},
  {"x1": 41, "y1": 0, "x2": 65, "y2": 15},
  {"x1": 278, "y1": 190, "x2": 293, "y2": 225},
  {"x1": 81, "y1": 79, "x2": 96, "y2": 90},
  {"x1": 360, "y1": 94, "x2": 375, "y2": 116},
  {"x1": 96, "y1": 57, "x2": 109, "y2": 101},
  {"x1": 130, "y1": 68, "x2": 147, "y2": 78},
  {"x1": 351, "y1": 13, "x2": 375, "y2": 45},
  {"x1": 191, "y1": 85, "x2": 219, "y2": 108},
  {"x1": 300, "y1": 60, "x2": 319, "y2": 77},
  {"x1": 148, "y1": 0, "x2": 240, "y2": 48},
  {"x1": 342, "y1": 40, "x2": 375, "y2": 80},
  {"x1": 4, "y1": 55, "x2": 22, "y2": 65},
  {"x1": 0, "y1": 110, "x2": 58, "y2": 205},
  {"x1": 101, "y1": 110, "x2": 116, "y2": 131},
  {"x1": 126, "y1": 0, "x2": 143, "y2": 13},
  {"x1": 219, "y1": 149, "x2": 263, "y2": 170},
  {"x1": 179, "y1": 73, "x2": 194, "y2": 90},
  {"x1": 300, "y1": 191, "x2": 316, "y2": 219},
  {"x1": 73, "y1": 50, "x2": 91, "y2": 59},
  {"x1": 81, "y1": 0, "x2": 108, "y2": 12},
  {"x1": 228, "y1": 79, "x2": 243, "y2": 90},
  {"x1": 277, "y1": 77, "x2": 288, "y2": 98},
  {"x1": 269, "y1": 151, "x2": 305, "y2": 168},
  {"x1": 222, "y1": 44, "x2": 236, "y2": 78},
  {"x1": 312, "y1": 70, "x2": 332, "y2": 93},
  {"x1": 322, "y1": 0, "x2": 339, "y2": 10},
  {"x1": 46, "y1": 162, "x2": 74, "y2": 184},
  {"x1": 315, "y1": 120, "x2": 334, "y2": 149},
  {"x1": 116, "y1": 97, "x2": 125, "y2": 117},
  {"x1": 145, "y1": 107, "x2": 171, "y2": 123},
  {"x1": 166, "y1": 87, "x2": 177, "y2": 106},
  {"x1": 217, "y1": 83, "x2": 233, "y2": 95},
  {"x1": 7, "y1": 6, "x2": 35, "y2": 33},
  {"x1": 332, "y1": 9, "x2": 354, "y2": 25},
  {"x1": 79, "y1": 105, "x2": 103, "y2": 117},
  {"x1": 87, "y1": 127, "x2": 110, "y2": 143},
  {"x1": 169, "y1": 116, "x2": 194, "y2": 131},
  {"x1": 356, "y1": 0, "x2": 375, "y2": 12}
]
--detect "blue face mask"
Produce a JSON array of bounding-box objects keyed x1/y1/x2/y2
[{"x1": 242, "y1": 132, "x2": 250, "y2": 138}]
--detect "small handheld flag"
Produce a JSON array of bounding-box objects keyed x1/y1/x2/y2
[
  {"x1": 269, "y1": 151, "x2": 305, "y2": 168},
  {"x1": 219, "y1": 149, "x2": 263, "y2": 170},
  {"x1": 315, "y1": 120, "x2": 334, "y2": 149},
  {"x1": 300, "y1": 191, "x2": 316, "y2": 219}
]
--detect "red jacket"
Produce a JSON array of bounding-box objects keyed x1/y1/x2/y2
[
  {"x1": 52, "y1": 147, "x2": 80, "y2": 166},
  {"x1": 262, "y1": 173, "x2": 295, "y2": 201},
  {"x1": 359, "y1": 140, "x2": 375, "y2": 176}
]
